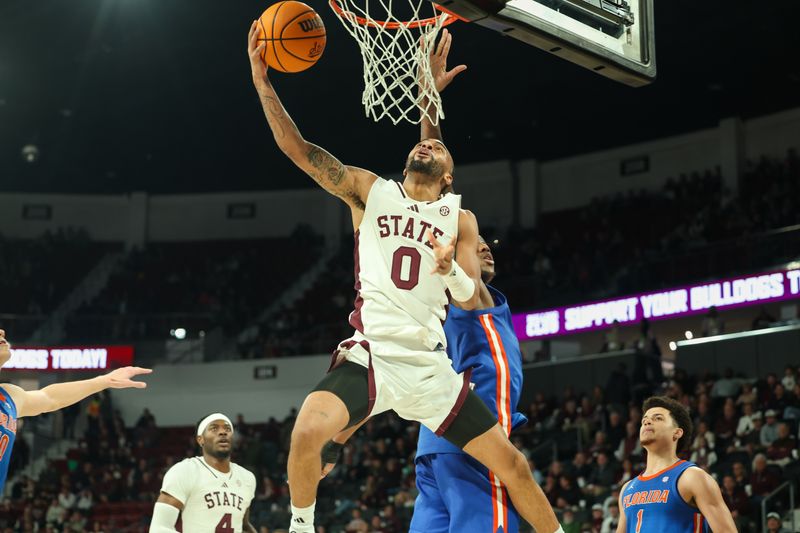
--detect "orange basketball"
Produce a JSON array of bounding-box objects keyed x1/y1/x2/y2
[{"x1": 257, "y1": 1, "x2": 326, "y2": 73}]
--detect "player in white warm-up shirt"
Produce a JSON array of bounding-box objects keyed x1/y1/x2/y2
[{"x1": 150, "y1": 413, "x2": 256, "y2": 533}]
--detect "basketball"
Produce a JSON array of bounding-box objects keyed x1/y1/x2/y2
[{"x1": 257, "y1": 1, "x2": 326, "y2": 73}]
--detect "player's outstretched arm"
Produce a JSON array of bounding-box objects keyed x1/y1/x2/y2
[
  {"x1": 427, "y1": 210, "x2": 482, "y2": 310},
  {"x1": 680, "y1": 468, "x2": 737, "y2": 533},
  {"x1": 419, "y1": 28, "x2": 466, "y2": 142},
  {"x1": 247, "y1": 21, "x2": 376, "y2": 210},
  {"x1": 2, "y1": 366, "x2": 151, "y2": 418}
]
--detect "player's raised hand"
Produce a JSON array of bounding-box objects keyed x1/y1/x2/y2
[
  {"x1": 248, "y1": 20, "x2": 269, "y2": 85},
  {"x1": 103, "y1": 367, "x2": 152, "y2": 389},
  {"x1": 430, "y1": 29, "x2": 466, "y2": 93},
  {"x1": 427, "y1": 230, "x2": 455, "y2": 275}
]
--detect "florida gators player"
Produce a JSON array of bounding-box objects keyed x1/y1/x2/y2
[
  {"x1": 0, "y1": 328, "x2": 151, "y2": 494},
  {"x1": 409, "y1": 233, "x2": 527, "y2": 533},
  {"x1": 617, "y1": 396, "x2": 736, "y2": 533}
]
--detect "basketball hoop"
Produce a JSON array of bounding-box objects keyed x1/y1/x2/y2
[{"x1": 329, "y1": 0, "x2": 459, "y2": 125}]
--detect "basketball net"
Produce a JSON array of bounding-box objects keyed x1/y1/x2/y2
[{"x1": 329, "y1": 0, "x2": 456, "y2": 125}]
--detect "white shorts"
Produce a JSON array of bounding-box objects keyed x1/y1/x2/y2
[{"x1": 332, "y1": 332, "x2": 471, "y2": 436}]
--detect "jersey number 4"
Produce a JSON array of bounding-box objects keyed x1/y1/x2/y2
[
  {"x1": 216, "y1": 513, "x2": 234, "y2": 533},
  {"x1": 391, "y1": 247, "x2": 421, "y2": 290}
]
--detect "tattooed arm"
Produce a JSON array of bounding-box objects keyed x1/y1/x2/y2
[{"x1": 247, "y1": 21, "x2": 376, "y2": 210}]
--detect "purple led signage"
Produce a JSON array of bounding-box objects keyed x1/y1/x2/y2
[{"x1": 512, "y1": 268, "x2": 800, "y2": 341}]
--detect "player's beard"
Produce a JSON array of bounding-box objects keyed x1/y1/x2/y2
[
  {"x1": 208, "y1": 444, "x2": 232, "y2": 460},
  {"x1": 406, "y1": 156, "x2": 445, "y2": 178}
]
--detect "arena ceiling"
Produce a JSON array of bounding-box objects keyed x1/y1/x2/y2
[{"x1": 1, "y1": 0, "x2": 799, "y2": 194}]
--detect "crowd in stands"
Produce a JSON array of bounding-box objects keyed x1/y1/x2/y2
[
  {"x1": 63, "y1": 226, "x2": 323, "y2": 343},
  {"x1": 0, "y1": 229, "x2": 115, "y2": 340},
  {"x1": 3, "y1": 363, "x2": 798, "y2": 532}
]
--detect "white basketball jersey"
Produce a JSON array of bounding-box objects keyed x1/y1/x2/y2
[
  {"x1": 160, "y1": 457, "x2": 256, "y2": 532},
  {"x1": 349, "y1": 177, "x2": 461, "y2": 351}
]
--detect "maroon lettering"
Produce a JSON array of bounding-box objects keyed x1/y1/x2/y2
[
  {"x1": 205, "y1": 493, "x2": 215, "y2": 508},
  {"x1": 389, "y1": 215, "x2": 402, "y2": 235},
  {"x1": 401, "y1": 218, "x2": 415, "y2": 239},
  {"x1": 213, "y1": 491, "x2": 222, "y2": 505},
  {"x1": 222, "y1": 492, "x2": 230, "y2": 506},
  {"x1": 377, "y1": 215, "x2": 390, "y2": 237},
  {"x1": 417, "y1": 220, "x2": 432, "y2": 243}
]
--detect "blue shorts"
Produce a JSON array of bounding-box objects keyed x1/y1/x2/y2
[{"x1": 410, "y1": 453, "x2": 520, "y2": 533}]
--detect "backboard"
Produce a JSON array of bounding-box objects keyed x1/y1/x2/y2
[{"x1": 432, "y1": 0, "x2": 656, "y2": 86}]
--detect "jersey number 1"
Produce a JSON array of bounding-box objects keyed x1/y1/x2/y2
[
  {"x1": 635, "y1": 509, "x2": 644, "y2": 533},
  {"x1": 216, "y1": 513, "x2": 234, "y2": 533},
  {"x1": 391, "y1": 246, "x2": 421, "y2": 290}
]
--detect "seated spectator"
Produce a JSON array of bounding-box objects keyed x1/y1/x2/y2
[
  {"x1": 345, "y1": 508, "x2": 368, "y2": 533},
  {"x1": 731, "y1": 461, "x2": 749, "y2": 490},
  {"x1": 721, "y1": 474, "x2": 751, "y2": 531},
  {"x1": 57, "y1": 487, "x2": 76, "y2": 510},
  {"x1": 760, "y1": 410, "x2": 780, "y2": 446},
  {"x1": 692, "y1": 420, "x2": 715, "y2": 451},
  {"x1": 605, "y1": 411, "x2": 625, "y2": 451},
  {"x1": 555, "y1": 475, "x2": 582, "y2": 509},
  {"x1": 736, "y1": 382, "x2": 757, "y2": 407},
  {"x1": 781, "y1": 366, "x2": 796, "y2": 391},
  {"x1": 589, "y1": 503, "x2": 605, "y2": 533},
  {"x1": 736, "y1": 402, "x2": 757, "y2": 437},
  {"x1": 614, "y1": 420, "x2": 643, "y2": 463},
  {"x1": 560, "y1": 509, "x2": 581, "y2": 533},
  {"x1": 766, "y1": 423, "x2": 797, "y2": 466},
  {"x1": 585, "y1": 452, "x2": 617, "y2": 497},
  {"x1": 690, "y1": 436, "x2": 717, "y2": 470},
  {"x1": 45, "y1": 498, "x2": 65, "y2": 527},
  {"x1": 567, "y1": 451, "x2": 591, "y2": 484},
  {"x1": 750, "y1": 453, "x2": 780, "y2": 498},
  {"x1": 714, "y1": 401, "x2": 739, "y2": 449},
  {"x1": 600, "y1": 504, "x2": 620, "y2": 533},
  {"x1": 766, "y1": 511, "x2": 791, "y2": 533}
]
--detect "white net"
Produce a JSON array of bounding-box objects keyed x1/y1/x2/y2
[{"x1": 329, "y1": 0, "x2": 453, "y2": 125}]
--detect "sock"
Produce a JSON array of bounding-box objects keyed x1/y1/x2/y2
[{"x1": 290, "y1": 501, "x2": 316, "y2": 532}]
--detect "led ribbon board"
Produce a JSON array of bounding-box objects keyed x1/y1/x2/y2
[{"x1": 513, "y1": 268, "x2": 800, "y2": 340}]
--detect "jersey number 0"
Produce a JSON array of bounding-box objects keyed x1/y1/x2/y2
[{"x1": 391, "y1": 247, "x2": 421, "y2": 290}]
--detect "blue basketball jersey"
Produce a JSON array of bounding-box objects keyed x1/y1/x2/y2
[
  {"x1": 417, "y1": 285, "x2": 526, "y2": 456},
  {"x1": 0, "y1": 386, "x2": 18, "y2": 494},
  {"x1": 622, "y1": 460, "x2": 709, "y2": 533}
]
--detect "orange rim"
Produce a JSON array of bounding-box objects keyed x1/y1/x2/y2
[{"x1": 329, "y1": 0, "x2": 461, "y2": 29}]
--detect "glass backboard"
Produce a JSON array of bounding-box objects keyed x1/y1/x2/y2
[{"x1": 433, "y1": 0, "x2": 656, "y2": 86}]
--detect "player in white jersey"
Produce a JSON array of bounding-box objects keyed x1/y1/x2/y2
[
  {"x1": 150, "y1": 413, "x2": 257, "y2": 533},
  {"x1": 248, "y1": 25, "x2": 562, "y2": 533}
]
